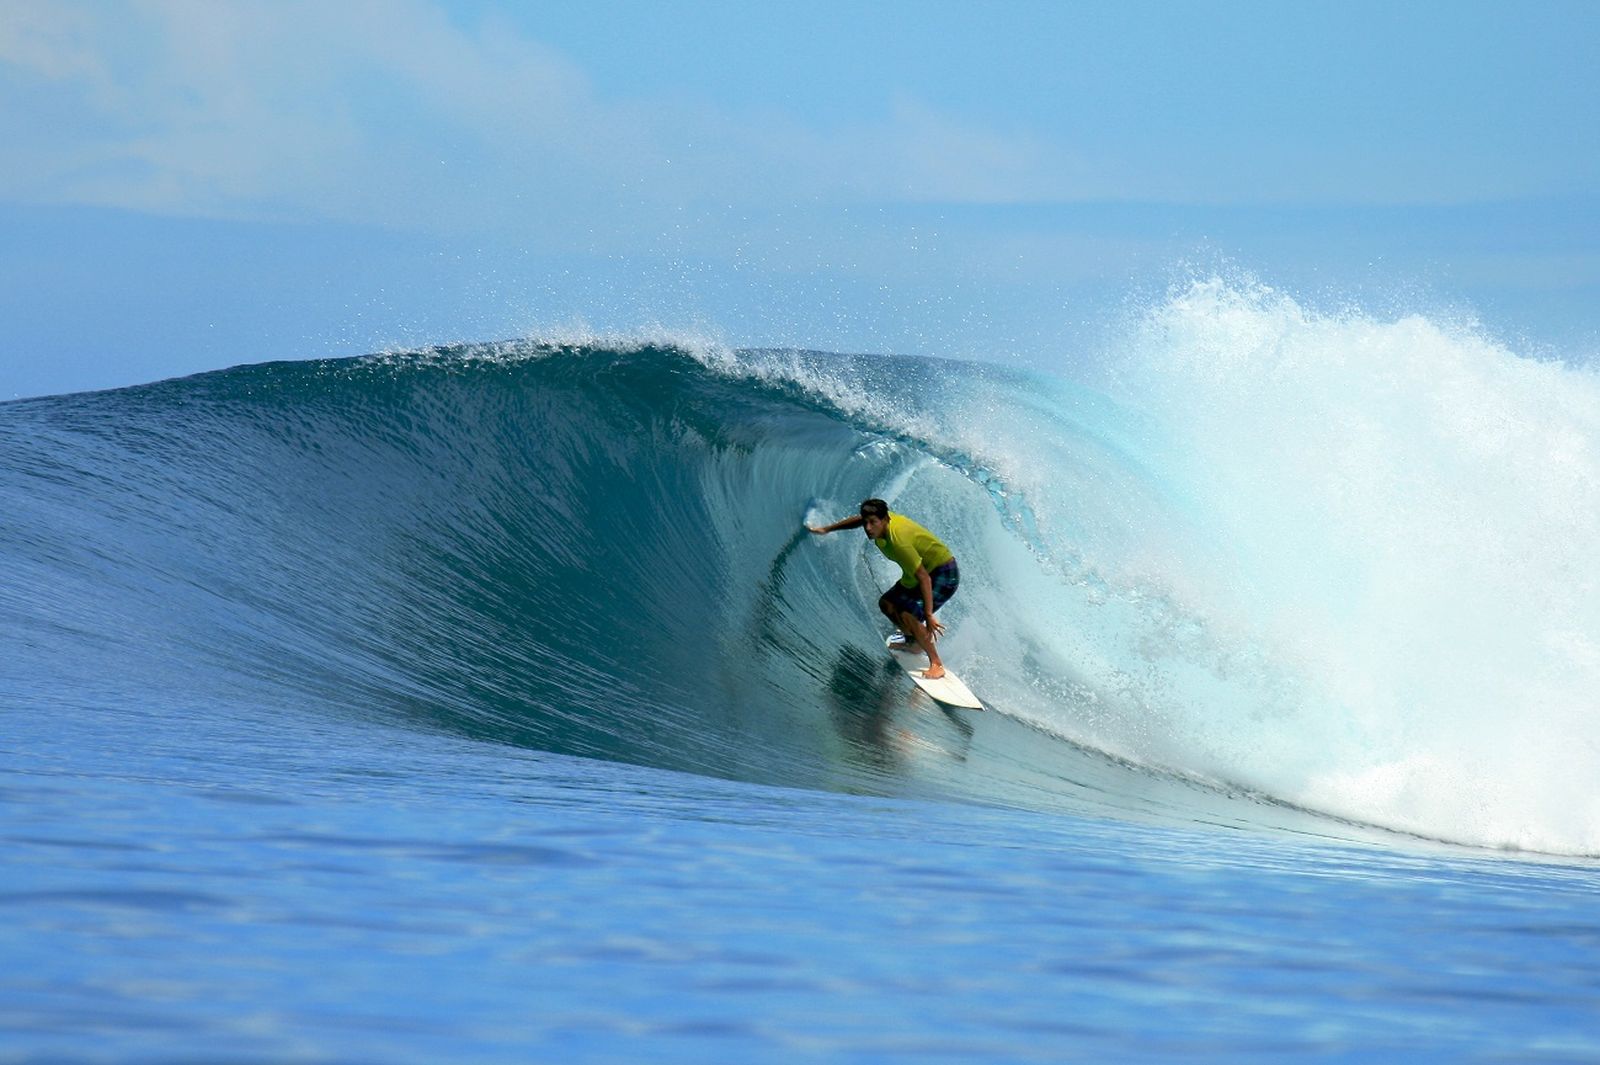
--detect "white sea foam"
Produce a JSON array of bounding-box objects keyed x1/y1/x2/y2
[{"x1": 1085, "y1": 278, "x2": 1600, "y2": 853}]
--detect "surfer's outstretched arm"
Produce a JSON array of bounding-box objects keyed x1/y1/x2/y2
[{"x1": 807, "y1": 515, "x2": 864, "y2": 534}]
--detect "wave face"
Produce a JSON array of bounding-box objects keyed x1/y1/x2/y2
[{"x1": 4, "y1": 286, "x2": 1598, "y2": 854}]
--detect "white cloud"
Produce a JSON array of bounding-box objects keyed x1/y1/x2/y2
[
  {"x1": 1, "y1": 2, "x2": 592, "y2": 220},
  {"x1": 0, "y1": 0, "x2": 1109, "y2": 244}
]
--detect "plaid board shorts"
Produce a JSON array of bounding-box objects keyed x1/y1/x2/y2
[{"x1": 881, "y1": 558, "x2": 959, "y2": 621}]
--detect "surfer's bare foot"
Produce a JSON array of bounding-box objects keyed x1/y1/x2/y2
[{"x1": 923, "y1": 664, "x2": 946, "y2": 680}]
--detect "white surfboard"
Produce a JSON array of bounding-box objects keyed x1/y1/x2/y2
[{"x1": 885, "y1": 635, "x2": 984, "y2": 710}]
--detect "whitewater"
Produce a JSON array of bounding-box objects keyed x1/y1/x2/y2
[{"x1": 3, "y1": 280, "x2": 1598, "y2": 1061}]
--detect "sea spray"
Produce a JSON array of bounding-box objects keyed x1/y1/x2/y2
[{"x1": 1092, "y1": 278, "x2": 1600, "y2": 852}]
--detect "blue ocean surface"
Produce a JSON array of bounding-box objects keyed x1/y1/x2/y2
[{"x1": 4, "y1": 285, "x2": 1599, "y2": 1062}]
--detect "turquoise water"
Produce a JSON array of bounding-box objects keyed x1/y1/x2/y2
[{"x1": 5, "y1": 302, "x2": 1600, "y2": 1060}]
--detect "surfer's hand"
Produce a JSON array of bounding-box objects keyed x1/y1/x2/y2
[
  {"x1": 927, "y1": 615, "x2": 944, "y2": 639},
  {"x1": 806, "y1": 525, "x2": 826, "y2": 534}
]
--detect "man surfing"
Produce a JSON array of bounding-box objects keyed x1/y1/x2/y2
[{"x1": 807, "y1": 499, "x2": 960, "y2": 679}]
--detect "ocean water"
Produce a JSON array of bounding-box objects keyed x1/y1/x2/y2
[{"x1": 4, "y1": 282, "x2": 1599, "y2": 1062}]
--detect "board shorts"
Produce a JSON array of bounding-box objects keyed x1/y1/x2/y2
[{"x1": 881, "y1": 558, "x2": 959, "y2": 621}]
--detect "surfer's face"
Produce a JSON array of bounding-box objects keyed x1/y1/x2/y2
[{"x1": 862, "y1": 514, "x2": 887, "y2": 539}]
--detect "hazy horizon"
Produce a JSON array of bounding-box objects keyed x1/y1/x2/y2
[{"x1": 3, "y1": 0, "x2": 1597, "y2": 399}]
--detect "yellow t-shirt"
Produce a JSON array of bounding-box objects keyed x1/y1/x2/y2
[{"x1": 873, "y1": 512, "x2": 954, "y2": 589}]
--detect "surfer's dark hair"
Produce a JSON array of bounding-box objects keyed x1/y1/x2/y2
[{"x1": 859, "y1": 499, "x2": 890, "y2": 520}]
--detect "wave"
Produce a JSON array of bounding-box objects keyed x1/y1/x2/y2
[{"x1": 3, "y1": 284, "x2": 1597, "y2": 855}]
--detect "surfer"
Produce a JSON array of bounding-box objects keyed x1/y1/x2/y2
[{"x1": 807, "y1": 499, "x2": 959, "y2": 679}]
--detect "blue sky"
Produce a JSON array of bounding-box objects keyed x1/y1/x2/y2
[{"x1": 2, "y1": 0, "x2": 1597, "y2": 398}]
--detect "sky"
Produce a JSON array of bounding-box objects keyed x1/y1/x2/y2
[{"x1": 2, "y1": 0, "x2": 1598, "y2": 398}]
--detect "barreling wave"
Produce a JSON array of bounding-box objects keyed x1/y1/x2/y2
[{"x1": 4, "y1": 284, "x2": 1598, "y2": 855}]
